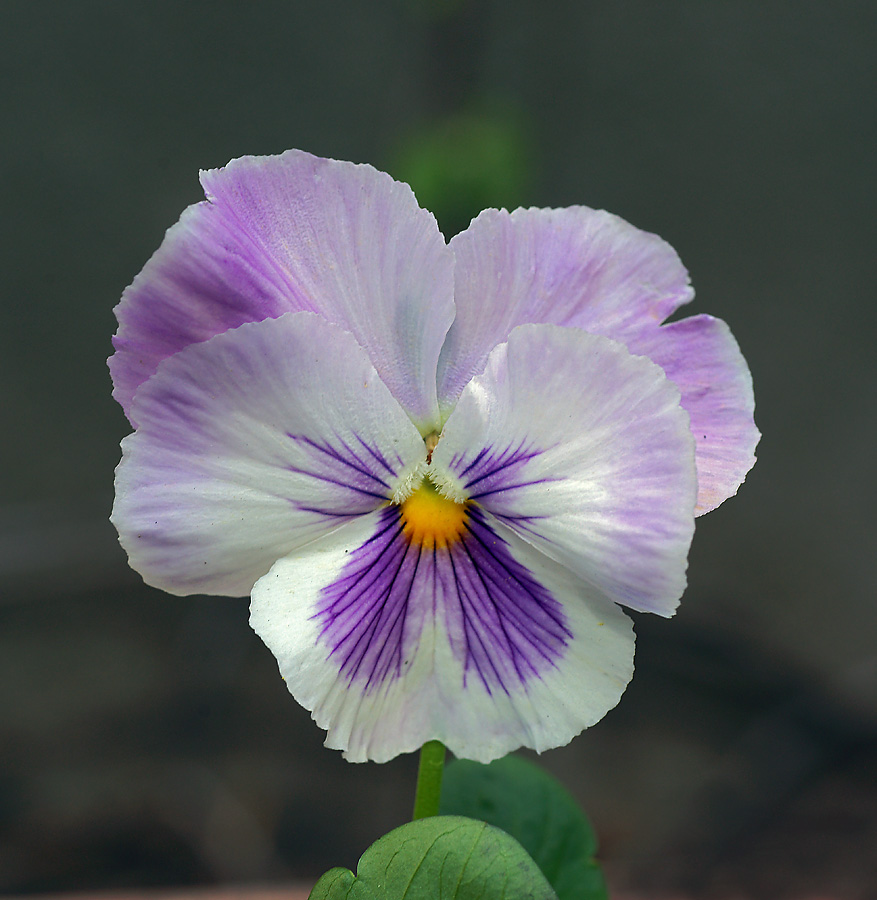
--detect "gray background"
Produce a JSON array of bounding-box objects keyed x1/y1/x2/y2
[{"x1": 2, "y1": 2, "x2": 875, "y2": 897}]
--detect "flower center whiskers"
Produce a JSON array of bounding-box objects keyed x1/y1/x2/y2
[{"x1": 400, "y1": 478, "x2": 468, "y2": 549}]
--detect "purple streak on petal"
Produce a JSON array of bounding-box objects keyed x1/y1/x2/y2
[
  {"x1": 445, "y1": 507, "x2": 570, "y2": 695},
  {"x1": 314, "y1": 507, "x2": 420, "y2": 691},
  {"x1": 315, "y1": 505, "x2": 569, "y2": 697},
  {"x1": 353, "y1": 432, "x2": 405, "y2": 478},
  {"x1": 286, "y1": 433, "x2": 392, "y2": 496},
  {"x1": 293, "y1": 507, "x2": 366, "y2": 519},
  {"x1": 448, "y1": 439, "x2": 560, "y2": 502},
  {"x1": 283, "y1": 471, "x2": 387, "y2": 502}
]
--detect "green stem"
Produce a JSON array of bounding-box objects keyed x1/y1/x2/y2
[{"x1": 412, "y1": 740, "x2": 446, "y2": 820}]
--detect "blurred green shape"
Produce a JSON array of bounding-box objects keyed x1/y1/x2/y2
[{"x1": 392, "y1": 107, "x2": 530, "y2": 237}]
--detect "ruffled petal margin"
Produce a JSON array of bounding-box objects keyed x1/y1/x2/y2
[
  {"x1": 111, "y1": 150, "x2": 454, "y2": 432},
  {"x1": 624, "y1": 314, "x2": 759, "y2": 514},
  {"x1": 112, "y1": 313, "x2": 426, "y2": 597},
  {"x1": 438, "y1": 206, "x2": 693, "y2": 409},
  {"x1": 438, "y1": 206, "x2": 756, "y2": 511},
  {"x1": 250, "y1": 507, "x2": 634, "y2": 763},
  {"x1": 432, "y1": 324, "x2": 697, "y2": 616}
]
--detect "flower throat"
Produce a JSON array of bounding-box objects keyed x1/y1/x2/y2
[{"x1": 400, "y1": 477, "x2": 468, "y2": 549}]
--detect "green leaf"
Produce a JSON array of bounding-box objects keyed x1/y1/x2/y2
[
  {"x1": 308, "y1": 815, "x2": 557, "y2": 900},
  {"x1": 310, "y1": 867, "x2": 356, "y2": 899},
  {"x1": 440, "y1": 756, "x2": 608, "y2": 900}
]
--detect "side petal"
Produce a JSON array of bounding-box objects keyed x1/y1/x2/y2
[
  {"x1": 111, "y1": 150, "x2": 455, "y2": 431},
  {"x1": 624, "y1": 314, "x2": 759, "y2": 514},
  {"x1": 437, "y1": 206, "x2": 693, "y2": 411},
  {"x1": 112, "y1": 313, "x2": 426, "y2": 597},
  {"x1": 250, "y1": 506, "x2": 634, "y2": 764},
  {"x1": 432, "y1": 324, "x2": 697, "y2": 616}
]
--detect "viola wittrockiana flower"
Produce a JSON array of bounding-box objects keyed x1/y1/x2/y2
[{"x1": 111, "y1": 151, "x2": 758, "y2": 763}]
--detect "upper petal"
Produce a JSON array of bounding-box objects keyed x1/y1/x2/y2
[
  {"x1": 432, "y1": 324, "x2": 697, "y2": 616},
  {"x1": 437, "y1": 205, "x2": 756, "y2": 511},
  {"x1": 624, "y1": 314, "x2": 759, "y2": 514},
  {"x1": 111, "y1": 150, "x2": 455, "y2": 431},
  {"x1": 112, "y1": 312, "x2": 426, "y2": 597},
  {"x1": 437, "y1": 206, "x2": 693, "y2": 410}
]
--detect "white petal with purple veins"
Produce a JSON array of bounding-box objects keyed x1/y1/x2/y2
[
  {"x1": 112, "y1": 150, "x2": 455, "y2": 431},
  {"x1": 432, "y1": 324, "x2": 697, "y2": 616},
  {"x1": 250, "y1": 506, "x2": 633, "y2": 763},
  {"x1": 112, "y1": 313, "x2": 426, "y2": 597}
]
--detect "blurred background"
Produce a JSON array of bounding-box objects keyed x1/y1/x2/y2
[{"x1": 2, "y1": 2, "x2": 875, "y2": 898}]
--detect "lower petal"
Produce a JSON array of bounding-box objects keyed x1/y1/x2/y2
[{"x1": 250, "y1": 506, "x2": 634, "y2": 764}]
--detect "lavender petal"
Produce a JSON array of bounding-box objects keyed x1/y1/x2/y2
[
  {"x1": 438, "y1": 205, "x2": 755, "y2": 511},
  {"x1": 112, "y1": 150, "x2": 454, "y2": 431}
]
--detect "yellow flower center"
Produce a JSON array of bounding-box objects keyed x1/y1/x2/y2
[{"x1": 400, "y1": 479, "x2": 468, "y2": 549}]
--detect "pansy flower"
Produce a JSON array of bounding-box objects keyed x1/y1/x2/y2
[{"x1": 111, "y1": 150, "x2": 757, "y2": 763}]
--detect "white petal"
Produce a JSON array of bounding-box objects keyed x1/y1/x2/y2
[
  {"x1": 250, "y1": 507, "x2": 634, "y2": 763},
  {"x1": 432, "y1": 324, "x2": 697, "y2": 616},
  {"x1": 112, "y1": 313, "x2": 426, "y2": 597}
]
